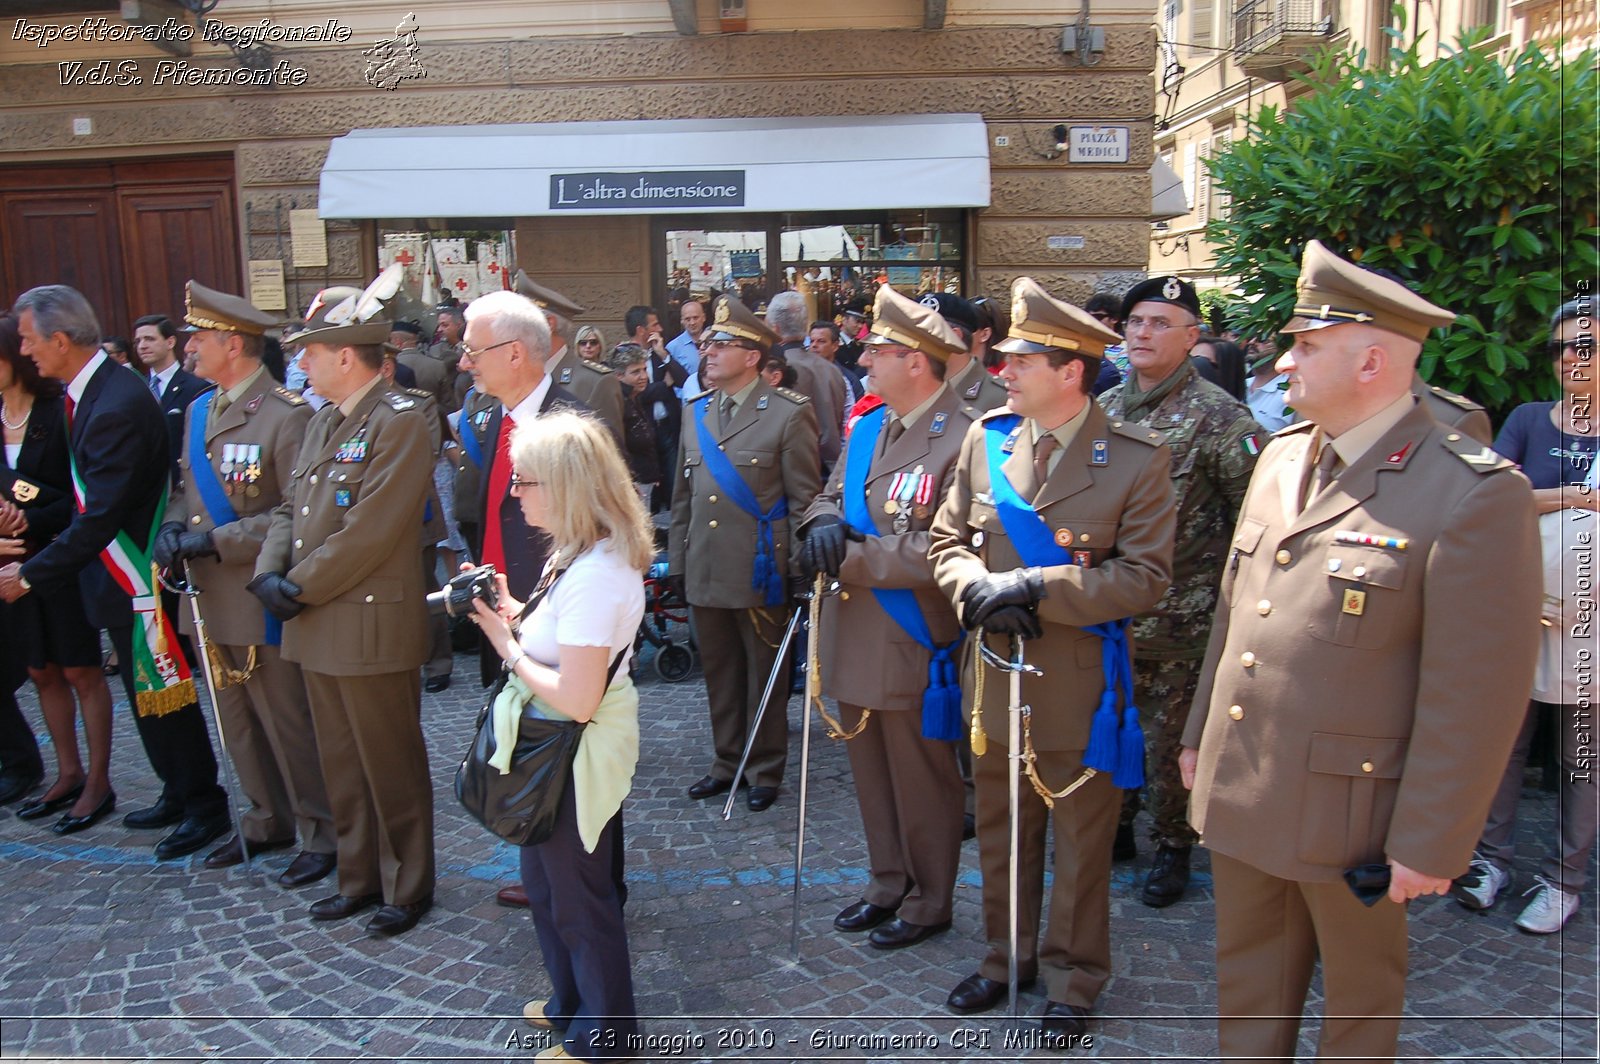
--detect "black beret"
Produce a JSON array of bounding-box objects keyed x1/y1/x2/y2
[
  {"x1": 916, "y1": 291, "x2": 979, "y2": 334},
  {"x1": 1119, "y1": 275, "x2": 1202, "y2": 323}
]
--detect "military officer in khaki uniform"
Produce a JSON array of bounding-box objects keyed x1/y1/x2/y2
[
  {"x1": 252, "y1": 277, "x2": 437, "y2": 936},
  {"x1": 1179, "y1": 241, "x2": 1542, "y2": 1062},
  {"x1": 153, "y1": 281, "x2": 337, "y2": 889},
  {"x1": 930, "y1": 278, "x2": 1175, "y2": 1038},
  {"x1": 942, "y1": 295, "x2": 1010, "y2": 411},
  {"x1": 668, "y1": 295, "x2": 821, "y2": 812},
  {"x1": 800, "y1": 285, "x2": 980, "y2": 950},
  {"x1": 1414, "y1": 376, "x2": 1491, "y2": 443},
  {"x1": 392, "y1": 321, "x2": 454, "y2": 412},
  {"x1": 513, "y1": 271, "x2": 626, "y2": 443}
]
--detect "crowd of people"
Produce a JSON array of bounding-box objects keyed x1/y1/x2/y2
[{"x1": 0, "y1": 244, "x2": 1591, "y2": 1062}]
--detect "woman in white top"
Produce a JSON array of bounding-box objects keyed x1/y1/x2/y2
[{"x1": 472, "y1": 410, "x2": 652, "y2": 1063}]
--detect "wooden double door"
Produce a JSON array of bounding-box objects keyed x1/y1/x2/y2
[{"x1": 0, "y1": 155, "x2": 240, "y2": 341}]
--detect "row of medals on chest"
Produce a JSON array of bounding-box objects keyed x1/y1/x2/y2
[{"x1": 217, "y1": 443, "x2": 264, "y2": 497}]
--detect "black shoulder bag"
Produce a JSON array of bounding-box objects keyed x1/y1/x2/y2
[{"x1": 454, "y1": 567, "x2": 626, "y2": 847}]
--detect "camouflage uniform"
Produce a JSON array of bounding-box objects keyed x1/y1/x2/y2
[{"x1": 1099, "y1": 361, "x2": 1262, "y2": 846}]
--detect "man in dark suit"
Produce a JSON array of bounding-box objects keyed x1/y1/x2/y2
[
  {"x1": 2, "y1": 286, "x2": 229, "y2": 859},
  {"x1": 134, "y1": 314, "x2": 213, "y2": 486},
  {"x1": 456, "y1": 288, "x2": 589, "y2": 910}
]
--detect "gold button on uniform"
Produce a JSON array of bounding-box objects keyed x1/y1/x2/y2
[
  {"x1": 708, "y1": 494, "x2": 718, "y2": 503},
  {"x1": 293, "y1": 538, "x2": 303, "y2": 549},
  {"x1": 1446, "y1": 433, "x2": 1461, "y2": 442},
  {"x1": 1257, "y1": 599, "x2": 1272, "y2": 615},
  {"x1": 1275, "y1": 549, "x2": 1292, "y2": 565},
  {"x1": 1361, "y1": 761, "x2": 1375, "y2": 774},
  {"x1": 364, "y1": 594, "x2": 374, "y2": 603},
  {"x1": 708, "y1": 520, "x2": 718, "y2": 528},
  {"x1": 191, "y1": 515, "x2": 203, "y2": 525},
  {"x1": 1228, "y1": 705, "x2": 1244, "y2": 720},
  {"x1": 1352, "y1": 565, "x2": 1367, "y2": 578},
  {"x1": 1240, "y1": 651, "x2": 1256, "y2": 668},
  {"x1": 840, "y1": 591, "x2": 850, "y2": 601},
  {"x1": 1080, "y1": 533, "x2": 1092, "y2": 543}
]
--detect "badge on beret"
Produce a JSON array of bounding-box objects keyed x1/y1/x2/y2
[
  {"x1": 1162, "y1": 277, "x2": 1182, "y2": 300},
  {"x1": 1055, "y1": 528, "x2": 1074, "y2": 547},
  {"x1": 1073, "y1": 549, "x2": 1092, "y2": 567},
  {"x1": 920, "y1": 294, "x2": 941, "y2": 309},
  {"x1": 1091, "y1": 439, "x2": 1108, "y2": 466}
]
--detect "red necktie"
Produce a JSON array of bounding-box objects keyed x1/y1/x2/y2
[
  {"x1": 63, "y1": 394, "x2": 75, "y2": 431},
  {"x1": 481, "y1": 412, "x2": 516, "y2": 572}
]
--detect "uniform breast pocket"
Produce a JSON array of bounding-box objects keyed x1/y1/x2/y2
[
  {"x1": 1223, "y1": 518, "x2": 1267, "y2": 598},
  {"x1": 733, "y1": 448, "x2": 777, "y2": 473},
  {"x1": 1297, "y1": 732, "x2": 1409, "y2": 868},
  {"x1": 1309, "y1": 543, "x2": 1407, "y2": 649},
  {"x1": 1162, "y1": 424, "x2": 1199, "y2": 478},
  {"x1": 1057, "y1": 519, "x2": 1116, "y2": 567}
]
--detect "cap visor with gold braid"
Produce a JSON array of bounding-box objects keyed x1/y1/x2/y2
[
  {"x1": 1281, "y1": 239, "x2": 1455, "y2": 343},
  {"x1": 993, "y1": 277, "x2": 1120, "y2": 357}
]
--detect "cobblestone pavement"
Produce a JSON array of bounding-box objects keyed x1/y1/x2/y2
[{"x1": 0, "y1": 630, "x2": 1594, "y2": 1062}]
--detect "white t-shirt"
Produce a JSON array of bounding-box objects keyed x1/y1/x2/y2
[{"x1": 517, "y1": 538, "x2": 645, "y2": 674}]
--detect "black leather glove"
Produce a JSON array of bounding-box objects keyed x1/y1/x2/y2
[
  {"x1": 962, "y1": 567, "x2": 1047, "y2": 629},
  {"x1": 151, "y1": 522, "x2": 186, "y2": 569},
  {"x1": 659, "y1": 573, "x2": 686, "y2": 604},
  {"x1": 247, "y1": 572, "x2": 305, "y2": 622},
  {"x1": 788, "y1": 574, "x2": 814, "y2": 604},
  {"x1": 801, "y1": 515, "x2": 849, "y2": 578},
  {"x1": 172, "y1": 530, "x2": 218, "y2": 564},
  {"x1": 980, "y1": 604, "x2": 1044, "y2": 641}
]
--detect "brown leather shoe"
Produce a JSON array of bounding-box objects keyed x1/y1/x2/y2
[
  {"x1": 833, "y1": 900, "x2": 897, "y2": 932},
  {"x1": 496, "y1": 883, "x2": 530, "y2": 908},
  {"x1": 1041, "y1": 1002, "x2": 1090, "y2": 1038},
  {"x1": 947, "y1": 972, "x2": 1035, "y2": 1014},
  {"x1": 367, "y1": 895, "x2": 432, "y2": 935},
  {"x1": 202, "y1": 834, "x2": 293, "y2": 869},
  {"x1": 309, "y1": 892, "x2": 382, "y2": 921},
  {"x1": 278, "y1": 851, "x2": 336, "y2": 888},
  {"x1": 868, "y1": 916, "x2": 951, "y2": 950}
]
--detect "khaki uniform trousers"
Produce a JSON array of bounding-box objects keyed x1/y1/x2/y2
[
  {"x1": 302, "y1": 669, "x2": 435, "y2": 905},
  {"x1": 692, "y1": 605, "x2": 790, "y2": 790},
  {"x1": 974, "y1": 744, "x2": 1118, "y2": 1008},
  {"x1": 1212, "y1": 851, "x2": 1407, "y2": 1062},
  {"x1": 841, "y1": 703, "x2": 963, "y2": 925},
  {"x1": 211, "y1": 642, "x2": 335, "y2": 854}
]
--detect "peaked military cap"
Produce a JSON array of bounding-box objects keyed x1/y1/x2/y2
[
  {"x1": 707, "y1": 294, "x2": 780, "y2": 349},
  {"x1": 1119, "y1": 274, "x2": 1203, "y2": 323},
  {"x1": 916, "y1": 291, "x2": 980, "y2": 334},
  {"x1": 512, "y1": 270, "x2": 586, "y2": 319},
  {"x1": 995, "y1": 277, "x2": 1122, "y2": 358},
  {"x1": 181, "y1": 281, "x2": 280, "y2": 336},
  {"x1": 842, "y1": 296, "x2": 871, "y2": 320},
  {"x1": 865, "y1": 286, "x2": 967, "y2": 361},
  {"x1": 291, "y1": 266, "x2": 401, "y2": 347},
  {"x1": 1282, "y1": 239, "x2": 1456, "y2": 342}
]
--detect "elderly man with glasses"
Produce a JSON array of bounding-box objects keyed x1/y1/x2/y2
[{"x1": 1096, "y1": 275, "x2": 1264, "y2": 907}]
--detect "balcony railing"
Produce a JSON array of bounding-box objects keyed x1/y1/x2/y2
[{"x1": 1232, "y1": 0, "x2": 1336, "y2": 78}]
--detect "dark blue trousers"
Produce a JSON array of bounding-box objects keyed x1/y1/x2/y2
[{"x1": 520, "y1": 782, "x2": 638, "y2": 1062}]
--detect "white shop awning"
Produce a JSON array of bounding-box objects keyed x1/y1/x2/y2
[
  {"x1": 1150, "y1": 155, "x2": 1189, "y2": 222},
  {"x1": 318, "y1": 114, "x2": 992, "y2": 219}
]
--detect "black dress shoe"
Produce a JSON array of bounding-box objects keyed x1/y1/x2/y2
[
  {"x1": 1041, "y1": 1002, "x2": 1090, "y2": 1038},
  {"x1": 17, "y1": 784, "x2": 83, "y2": 821},
  {"x1": 686, "y1": 774, "x2": 737, "y2": 800},
  {"x1": 746, "y1": 786, "x2": 777, "y2": 811},
  {"x1": 962, "y1": 812, "x2": 977, "y2": 841},
  {"x1": 1112, "y1": 822, "x2": 1138, "y2": 862},
  {"x1": 122, "y1": 799, "x2": 183, "y2": 830},
  {"x1": 51, "y1": 790, "x2": 116, "y2": 835},
  {"x1": 947, "y1": 972, "x2": 1034, "y2": 1014},
  {"x1": 367, "y1": 895, "x2": 432, "y2": 935},
  {"x1": 278, "y1": 851, "x2": 337, "y2": 888},
  {"x1": 203, "y1": 834, "x2": 294, "y2": 869},
  {"x1": 154, "y1": 816, "x2": 230, "y2": 860},
  {"x1": 424, "y1": 675, "x2": 451, "y2": 693},
  {"x1": 833, "y1": 900, "x2": 898, "y2": 932},
  {"x1": 0, "y1": 770, "x2": 43, "y2": 806},
  {"x1": 1141, "y1": 844, "x2": 1192, "y2": 908},
  {"x1": 310, "y1": 892, "x2": 383, "y2": 921},
  {"x1": 868, "y1": 917, "x2": 952, "y2": 950}
]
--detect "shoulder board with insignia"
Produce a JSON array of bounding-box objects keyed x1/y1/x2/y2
[
  {"x1": 404, "y1": 387, "x2": 431, "y2": 400},
  {"x1": 1441, "y1": 433, "x2": 1514, "y2": 474},
  {"x1": 957, "y1": 402, "x2": 987, "y2": 423},
  {"x1": 581, "y1": 359, "x2": 613, "y2": 375},
  {"x1": 1273, "y1": 421, "x2": 1315, "y2": 438},
  {"x1": 273, "y1": 386, "x2": 307, "y2": 406},
  {"x1": 773, "y1": 387, "x2": 809, "y2": 405},
  {"x1": 686, "y1": 388, "x2": 717, "y2": 403},
  {"x1": 1429, "y1": 385, "x2": 1484, "y2": 412},
  {"x1": 1107, "y1": 419, "x2": 1165, "y2": 446},
  {"x1": 385, "y1": 393, "x2": 417, "y2": 411}
]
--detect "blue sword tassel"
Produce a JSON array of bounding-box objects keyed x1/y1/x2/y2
[{"x1": 920, "y1": 640, "x2": 965, "y2": 741}]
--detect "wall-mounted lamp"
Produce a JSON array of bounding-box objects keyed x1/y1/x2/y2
[{"x1": 1052, "y1": 125, "x2": 1070, "y2": 153}]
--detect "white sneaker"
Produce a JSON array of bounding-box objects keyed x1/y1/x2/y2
[
  {"x1": 1450, "y1": 854, "x2": 1509, "y2": 910},
  {"x1": 1514, "y1": 876, "x2": 1579, "y2": 934}
]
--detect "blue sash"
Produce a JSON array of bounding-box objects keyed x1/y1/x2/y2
[
  {"x1": 458, "y1": 387, "x2": 485, "y2": 469},
  {"x1": 982, "y1": 415, "x2": 1142, "y2": 788},
  {"x1": 840, "y1": 407, "x2": 963, "y2": 740},
  {"x1": 187, "y1": 390, "x2": 281, "y2": 646},
  {"x1": 693, "y1": 396, "x2": 787, "y2": 606}
]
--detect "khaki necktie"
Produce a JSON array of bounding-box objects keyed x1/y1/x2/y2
[
  {"x1": 1303, "y1": 441, "x2": 1341, "y2": 512},
  {"x1": 1030, "y1": 432, "x2": 1059, "y2": 498},
  {"x1": 718, "y1": 394, "x2": 734, "y2": 433},
  {"x1": 878, "y1": 416, "x2": 905, "y2": 459},
  {"x1": 208, "y1": 393, "x2": 230, "y2": 431}
]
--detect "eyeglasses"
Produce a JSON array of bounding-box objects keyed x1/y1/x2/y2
[
  {"x1": 509, "y1": 474, "x2": 540, "y2": 493},
  {"x1": 460, "y1": 338, "x2": 516, "y2": 362},
  {"x1": 1548, "y1": 340, "x2": 1587, "y2": 359},
  {"x1": 1125, "y1": 315, "x2": 1196, "y2": 334},
  {"x1": 578, "y1": 338, "x2": 601, "y2": 347}
]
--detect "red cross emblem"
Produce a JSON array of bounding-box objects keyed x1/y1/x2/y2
[
  {"x1": 393, "y1": 248, "x2": 415, "y2": 266},
  {"x1": 697, "y1": 261, "x2": 713, "y2": 276},
  {"x1": 454, "y1": 277, "x2": 469, "y2": 291}
]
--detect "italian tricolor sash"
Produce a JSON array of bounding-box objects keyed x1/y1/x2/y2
[{"x1": 67, "y1": 453, "x2": 196, "y2": 717}]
